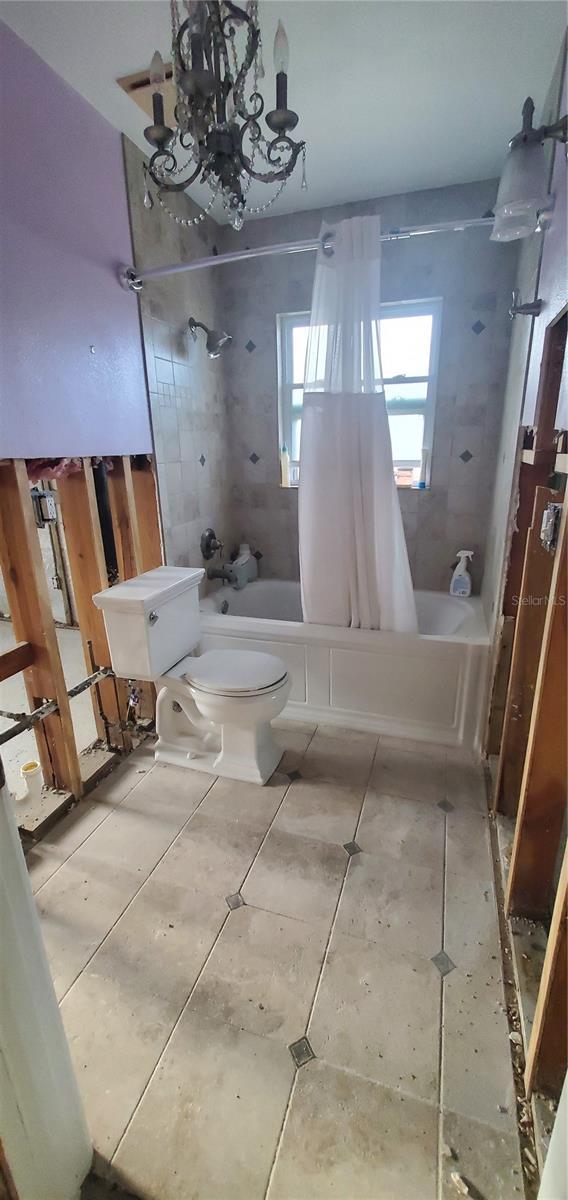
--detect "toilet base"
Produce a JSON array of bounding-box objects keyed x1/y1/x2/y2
[{"x1": 155, "y1": 724, "x2": 284, "y2": 785}]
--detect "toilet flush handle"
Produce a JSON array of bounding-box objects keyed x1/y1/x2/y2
[{"x1": 148, "y1": 610, "x2": 159, "y2": 625}]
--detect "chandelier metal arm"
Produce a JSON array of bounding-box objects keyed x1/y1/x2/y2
[
  {"x1": 237, "y1": 136, "x2": 305, "y2": 185},
  {"x1": 147, "y1": 149, "x2": 203, "y2": 193}
]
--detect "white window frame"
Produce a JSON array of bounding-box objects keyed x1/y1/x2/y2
[{"x1": 277, "y1": 298, "x2": 443, "y2": 487}]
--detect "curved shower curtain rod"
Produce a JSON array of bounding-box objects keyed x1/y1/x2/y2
[{"x1": 118, "y1": 216, "x2": 495, "y2": 292}]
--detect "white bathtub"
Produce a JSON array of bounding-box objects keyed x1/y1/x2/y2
[{"x1": 200, "y1": 581, "x2": 489, "y2": 752}]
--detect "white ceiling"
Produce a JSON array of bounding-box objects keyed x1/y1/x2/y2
[{"x1": 1, "y1": 0, "x2": 565, "y2": 220}]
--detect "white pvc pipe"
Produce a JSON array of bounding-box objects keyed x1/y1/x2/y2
[
  {"x1": 135, "y1": 216, "x2": 494, "y2": 282},
  {"x1": 0, "y1": 776, "x2": 92, "y2": 1199}
]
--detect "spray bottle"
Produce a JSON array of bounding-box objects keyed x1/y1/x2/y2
[{"x1": 450, "y1": 550, "x2": 473, "y2": 598}]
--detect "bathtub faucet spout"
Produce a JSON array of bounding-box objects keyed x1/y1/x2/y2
[{"x1": 207, "y1": 566, "x2": 234, "y2": 585}]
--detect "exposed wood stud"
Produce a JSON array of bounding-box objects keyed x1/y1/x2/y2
[
  {"x1": 130, "y1": 458, "x2": 163, "y2": 573},
  {"x1": 57, "y1": 460, "x2": 131, "y2": 752},
  {"x1": 495, "y1": 487, "x2": 562, "y2": 816},
  {"x1": 506, "y1": 500, "x2": 567, "y2": 918},
  {"x1": 0, "y1": 461, "x2": 82, "y2": 796},
  {"x1": 109, "y1": 456, "x2": 163, "y2": 721},
  {"x1": 107, "y1": 456, "x2": 143, "y2": 579},
  {"x1": 524, "y1": 845, "x2": 567, "y2": 1100},
  {"x1": 0, "y1": 642, "x2": 35, "y2": 684}
]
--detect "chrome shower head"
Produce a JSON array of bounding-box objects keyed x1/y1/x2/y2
[{"x1": 188, "y1": 317, "x2": 232, "y2": 359}]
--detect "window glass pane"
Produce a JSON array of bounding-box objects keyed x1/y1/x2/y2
[
  {"x1": 384, "y1": 381, "x2": 427, "y2": 410},
  {"x1": 388, "y1": 413, "x2": 424, "y2": 464},
  {"x1": 291, "y1": 387, "x2": 304, "y2": 410},
  {"x1": 380, "y1": 314, "x2": 433, "y2": 378},
  {"x1": 292, "y1": 325, "x2": 309, "y2": 384}
]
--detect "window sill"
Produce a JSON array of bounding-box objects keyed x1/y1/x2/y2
[{"x1": 279, "y1": 481, "x2": 431, "y2": 491}]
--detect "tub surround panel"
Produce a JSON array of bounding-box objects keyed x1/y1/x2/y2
[{"x1": 200, "y1": 587, "x2": 489, "y2": 752}]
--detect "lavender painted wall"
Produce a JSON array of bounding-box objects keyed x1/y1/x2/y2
[{"x1": 0, "y1": 22, "x2": 151, "y2": 457}]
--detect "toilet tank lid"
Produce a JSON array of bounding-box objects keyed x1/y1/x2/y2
[{"x1": 92, "y1": 566, "x2": 204, "y2": 615}]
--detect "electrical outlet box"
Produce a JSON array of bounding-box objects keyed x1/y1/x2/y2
[
  {"x1": 540, "y1": 502, "x2": 562, "y2": 554},
  {"x1": 31, "y1": 488, "x2": 58, "y2": 527}
]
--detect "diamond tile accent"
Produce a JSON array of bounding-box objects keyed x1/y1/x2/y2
[
  {"x1": 343, "y1": 841, "x2": 362, "y2": 857},
  {"x1": 287, "y1": 769, "x2": 302, "y2": 782},
  {"x1": 253, "y1": 549, "x2": 263, "y2": 560},
  {"x1": 249, "y1": 452, "x2": 260, "y2": 464},
  {"x1": 459, "y1": 450, "x2": 473, "y2": 463},
  {"x1": 225, "y1": 893, "x2": 245, "y2": 911},
  {"x1": 288, "y1": 1037, "x2": 315, "y2": 1068},
  {"x1": 199, "y1": 454, "x2": 206, "y2": 466},
  {"x1": 437, "y1": 799, "x2": 455, "y2": 813},
  {"x1": 431, "y1": 950, "x2": 456, "y2": 977},
  {"x1": 472, "y1": 320, "x2": 486, "y2": 335},
  {"x1": 245, "y1": 340, "x2": 256, "y2": 353}
]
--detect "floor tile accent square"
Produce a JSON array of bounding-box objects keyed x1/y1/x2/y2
[
  {"x1": 289, "y1": 1036, "x2": 316, "y2": 1068},
  {"x1": 431, "y1": 949, "x2": 456, "y2": 977},
  {"x1": 226, "y1": 892, "x2": 244, "y2": 910},
  {"x1": 112, "y1": 1010, "x2": 295, "y2": 1200},
  {"x1": 438, "y1": 798, "x2": 454, "y2": 813},
  {"x1": 309, "y1": 930, "x2": 440, "y2": 1103},
  {"x1": 343, "y1": 840, "x2": 361, "y2": 856},
  {"x1": 189, "y1": 906, "x2": 327, "y2": 1043},
  {"x1": 242, "y1": 827, "x2": 347, "y2": 927},
  {"x1": 268, "y1": 1060, "x2": 438, "y2": 1200}
]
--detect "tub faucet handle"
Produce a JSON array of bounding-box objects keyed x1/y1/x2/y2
[{"x1": 200, "y1": 528, "x2": 223, "y2": 560}]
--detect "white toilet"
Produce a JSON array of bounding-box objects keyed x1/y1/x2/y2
[{"x1": 93, "y1": 566, "x2": 290, "y2": 785}]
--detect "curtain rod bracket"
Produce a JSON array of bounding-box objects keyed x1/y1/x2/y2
[{"x1": 118, "y1": 264, "x2": 144, "y2": 293}]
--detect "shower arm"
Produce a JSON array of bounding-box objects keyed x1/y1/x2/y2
[{"x1": 118, "y1": 217, "x2": 495, "y2": 292}]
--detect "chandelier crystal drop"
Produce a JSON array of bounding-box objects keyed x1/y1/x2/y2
[{"x1": 143, "y1": 0, "x2": 306, "y2": 230}]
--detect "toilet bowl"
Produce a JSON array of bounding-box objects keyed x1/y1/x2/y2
[{"x1": 93, "y1": 567, "x2": 290, "y2": 785}]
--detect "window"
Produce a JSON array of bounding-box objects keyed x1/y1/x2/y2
[{"x1": 277, "y1": 299, "x2": 442, "y2": 487}]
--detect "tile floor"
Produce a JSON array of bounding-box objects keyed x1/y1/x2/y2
[{"x1": 28, "y1": 723, "x2": 524, "y2": 1200}]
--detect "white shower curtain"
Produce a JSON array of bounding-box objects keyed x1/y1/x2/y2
[{"x1": 298, "y1": 215, "x2": 417, "y2": 633}]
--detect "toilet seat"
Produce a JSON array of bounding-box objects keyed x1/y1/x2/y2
[{"x1": 183, "y1": 649, "x2": 288, "y2": 698}]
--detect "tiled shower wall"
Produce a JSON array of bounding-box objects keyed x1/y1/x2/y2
[
  {"x1": 125, "y1": 139, "x2": 519, "y2": 593},
  {"x1": 217, "y1": 181, "x2": 519, "y2": 591},
  {"x1": 123, "y1": 138, "x2": 233, "y2": 570}
]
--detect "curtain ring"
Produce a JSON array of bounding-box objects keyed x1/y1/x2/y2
[{"x1": 321, "y1": 231, "x2": 335, "y2": 257}]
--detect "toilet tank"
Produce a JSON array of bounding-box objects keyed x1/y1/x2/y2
[{"x1": 93, "y1": 566, "x2": 204, "y2": 681}]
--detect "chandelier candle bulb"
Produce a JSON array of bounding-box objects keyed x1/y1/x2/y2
[
  {"x1": 274, "y1": 20, "x2": 289, "y2": 108},
  {"x1": 149, "y1": 50, "x2": 166, "y2": 126},
  {"x1": 273, "y1": 20, "x2": 289, "y2": 73}
]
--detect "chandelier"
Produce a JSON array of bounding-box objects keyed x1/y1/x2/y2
[{"x1": 143, "y1": 0, "x2": 306, "y2": 230}]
